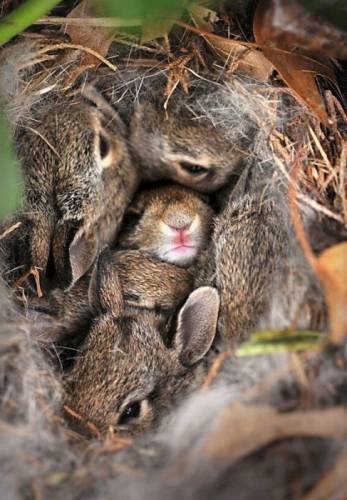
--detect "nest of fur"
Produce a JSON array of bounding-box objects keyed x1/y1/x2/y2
[{"x1": 0, "y1": 10, "x2": 347, "y2": 500}]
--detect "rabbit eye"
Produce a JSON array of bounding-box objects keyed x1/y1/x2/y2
[
  {"x1": 118, "y1": 401, "x2": 141, "y2": 425},
  {"x1": 99, "y1": 132, "x2": 110, "y2": 160},
  {"x1": 180, "y1": 162, "x2": 208, "y2": 176}
]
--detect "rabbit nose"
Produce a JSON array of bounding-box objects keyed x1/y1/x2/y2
[
  {"x1": 168, "y1": 222, "x2": 192, "y2": 232},
  {"x1": 165, "y1": 213, "x2": 193, "y2": 232}
]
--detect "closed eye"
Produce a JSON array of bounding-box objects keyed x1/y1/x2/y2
[
  {"x1": 99, "y1": 132, "x2": 110, "y2": 160},
  {"x1": 180, "y1": 161, "x2": 209, "y2": 176}
]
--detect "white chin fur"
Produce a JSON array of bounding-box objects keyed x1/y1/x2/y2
[{"x1": 157, "y1": 246, "x2": 197, "y2": 266}]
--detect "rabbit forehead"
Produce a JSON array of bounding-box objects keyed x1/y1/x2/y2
[
  {"x1": 69, "y1": 315, "x2": 175, "y2": 422},
  {"x1": 164, "y1": 122, "x2": 233, "y2": 157},
  {"x1": 140, "y1": 186, "x2": 209, "y2": 219},
  {"x1": 84, "y1": 315, "x2": 172, "y2": 376}
]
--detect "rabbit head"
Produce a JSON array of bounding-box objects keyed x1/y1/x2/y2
[
  {"x1": 113, "y1": 250, "x2": 192, "y2": 313},
  {"x1": 130, "y1": 97, "x2": 246, "y2": 193},
  {"x1": 118, "y1": 185, "x2": 213, "y2": 267},
  {"x1": 67, "y1": 249, "x2": 219, "y2": 435},
  {"x1": 16, "y1": 90, "x2": 138, "y2": 288}
]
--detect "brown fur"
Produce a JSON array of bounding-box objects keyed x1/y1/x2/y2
[
  {"x1": 194, "y1": 177, "x2": 326, "y2": 348},
  {"x1": 195, "y1": 194, "x2": 286, "y2": 347},
  {"x1": 130, "y1": 101, "x2": 245, "y2": 192},
  {"x1": 31, "y1": 249, "x2": 192, "y2": 345},
  {"x1": 26, "y1": 184, "x2": 213, "y2": 342},
  {"x1": 10, "y1": 96, "x2": 138, "y2": 289},
  {"x1": 119, "y1": 185, "x2": 213, "y2": 266},
  {"x1": 114, "y1": 250, "x2": 192, "y2": 312},
  {"x1": 67, "y1": 250, "x2": 219, "y2": 434}
]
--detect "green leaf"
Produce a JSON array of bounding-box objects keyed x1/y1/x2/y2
[
  {"x1": 92, "y1": 0, "x2": 188, "y2": 41},
  {"x1": 0, "y1": 0, "x2": 61, "y2": 46},
  {"x1": 236, "y1": 330, "x2": 324, "y2": 356},
  {"x1": 0, "y1": 114, "x2": 22, "y2": 218},
  {"x1": 93, "y1": 0, "x2": 185, "y2": 19}
]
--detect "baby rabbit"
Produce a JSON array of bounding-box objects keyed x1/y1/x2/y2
[
  {"x1": 94, "y1": 69, "x2": 261, "y2": 193},
  {"x1": 118, "y1": 184, "x2": 213, "y2": 266},
  {"x1": 33, "y1": 250, "x2": 192, "y2": 345},
  {"x1": 195, "y1": 192, "x2": 286, "y2": 347},
  {"x1": 67, "y1": 249, "x2": 219, "y2": 434},
  {"x1": 28, "y1": 184, "x2": 212, "y2": 342},
  {"x1": 194, "y1": 167, "x2": 326, "y2": 348},
  {"x1": 14, "y1": 95, "x2": 138, "y2": 289}
]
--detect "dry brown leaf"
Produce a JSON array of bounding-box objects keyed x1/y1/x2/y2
[
  {"x1": 228, "y1": 48, "x2": 274, "y2": 82},
  {"x1": 254, "y1": 0, "x2": 338, "y2": 124},
  {"x1": 187, "y1": 4, "x2": 273, "y2": 82},
  {"x1": 316, "y1": 242, "x2": 347, "y2": 345},
  {"x1": 262, "y1": 47, "x2": 334, "y2": 123},
  {"x1": 178, "y1": 8, "x2": 338, "y2": 120},
  {"x1": 64, "y1": 1, "x2": 114, "y2": 70},
  {"x1": 253, "y1": 0, "x2": 347, "y2": 60}
]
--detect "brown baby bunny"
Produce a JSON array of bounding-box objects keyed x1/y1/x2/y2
[
  {"x1": 30, "y1": 249, "x2": 192, "y2": 348},
  {"x1": 118, "y1": 184, "x2": 213, "y2": 267},
  {"x1": 130, "y1": 99, "x2": 246, "y2": 193},
  {"x1": 194, "y1": 166, "x2": 327, "y2": 349},
  {"x1": 9, "y1": 89, "x2": 138, "y2": 290},
  {"x1": 66, "y1": 248, "x2": 219, "y2": 435},
  {"x1": 195, "y1": 192, "x2": 286, "y2": 348},
  {"x1": 92, "y1": 69, "x2": 252, "y2": 193},
  {"x1": 26, "y1": 184, "x2": 213, "y2": 344}
]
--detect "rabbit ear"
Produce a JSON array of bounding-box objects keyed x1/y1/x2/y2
[
  {"x1": 69, "y1": 230, "x2": 98, "y2": 285},
  {"x1": 174, "y1": 287, "x2": 219, "y2": 367},
  {"x1": 132, "y1": 101, "x2": 161, "y2": 134},
  {"x1": 81, "y1": 85, "x2": 128, "y2": 137},
  {"x1": 88, "y1": 248, "x2": 124, "y2": 316}
]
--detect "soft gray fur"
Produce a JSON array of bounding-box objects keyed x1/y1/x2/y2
[
  {"x1": 0, "y1": 277, "x2": 346, "y2": 500},
  {"x1": 94, "y1": 65, "x2": 298, "y2": 192}
]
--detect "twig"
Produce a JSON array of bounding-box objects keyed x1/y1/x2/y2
[
  {"x1": 35, "y1": 16, "x2": 142, "y2": 28},
  {"x1": 23, "y1": 125, "x2": 61, "y2": 159},
  {"x1": 64, "y1": 405, "x2": 101, "y2": 440},
  {"x1": 201, "y1": 351, "x2": 232, "y2": 390},
  {"x1": 339, "y1": 143, "x2": 347, "y2": 224},
  {"x1": 297, "y1": 193, "x2": 344, "y2": 224},
  {"x1": 34, "y1": 43, "x2": 117, "y2": 71},
  {"x1": 12, "y1": 266, "x2": 43, "y2": 298},
  {"x1": 174, "y1": 19, "x2": 254, "y2": 48},
  {"x1": 288, "y1": 151, "x2": 318, "y2": 271},
  {"x1": 0, "y1": 221, "x2": 21, "y2": 240},
  {"x1": 96, "y1": 433, "x2": 133, "y2": 455},
  {"x1": 308, "y1": 126, "x2": 336, "y2": 192}
]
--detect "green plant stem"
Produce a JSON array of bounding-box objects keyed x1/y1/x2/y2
[
  {"x1": 236, "y1": 330, "x2": 324, "y2": 357},
  {"x1": 0, "y1": 0, "x2": 60, "y2": 46},
  {"x1": 0, "y1": 114, "x2": 22, "y2": 218}
]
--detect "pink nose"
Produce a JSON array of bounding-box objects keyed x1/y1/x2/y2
[{"x1": 169, "y1": 225, "x2": 191, "y2": 245}]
